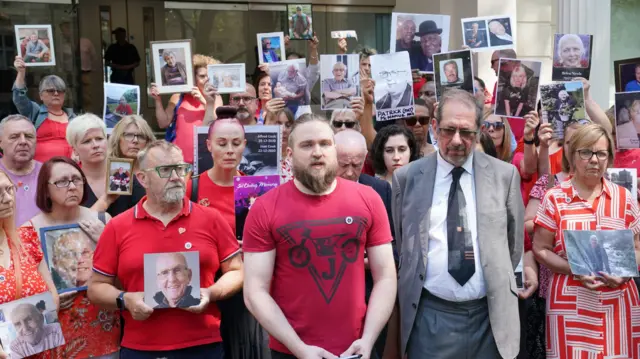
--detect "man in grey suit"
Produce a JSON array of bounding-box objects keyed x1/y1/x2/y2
[{"x1": 388, "y1": 89, "x2": 523, "y2": 359}]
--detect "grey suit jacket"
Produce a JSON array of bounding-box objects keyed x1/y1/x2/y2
[{"x1": 391, "y1": 151, "x2": 524, "y2": 359}]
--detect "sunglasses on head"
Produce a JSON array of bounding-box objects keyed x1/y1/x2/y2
[
  {"x1": 483, "y1": 121, "x2": 504, "y2": 130},
  {"x1": 332, "y1": 120, "x2": 357, "y2": 129},
  {"x1": 405, "y1": 116, "x2": 429, "y2": 126}
]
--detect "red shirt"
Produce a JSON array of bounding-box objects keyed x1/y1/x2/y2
[
  {"x1": 92, "y1": 197, "x2": 240, "y2": 351},
  {"x1": 186, "y1": 173, "x2": 238, "y2": 233},
  {"x1": 614, "y1": 149, "x2": 640, "y2": 172},
  {"x1": 243, "y1": 179, "x2": 393, "y2": 355}
]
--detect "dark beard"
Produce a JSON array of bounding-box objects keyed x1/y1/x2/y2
[{"x1": 292, "y1": 162, "x2": 337, "y2": 194}]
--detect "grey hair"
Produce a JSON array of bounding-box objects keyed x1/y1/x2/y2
[
  {"x1": 435, "y1": 88, "x2": 482, "y2": 129},
  {"x1": 137, "y1": 139, "x2": 183, "y2": 169},
  {"x1": 556, "y1": 34, "x2": 584, "y2": 59},
  {"x1": 330, "y1": 109, "x2": 356, "y2": 122},
  {"x1": 65, "y1": 113, "x2": 106, "y2": 148},
  {"x1": 38, "y1": 75, "x2": 66, "y2": 93},
  {"x1": 161, "y1": 50, "x2": 176, "y2": 59},
  {"x1": 0, "y1": 114, "x2": 33, "y2": 137},
  {"x1": 10, "y1": 303, "x2": 43, "y2": 325}
]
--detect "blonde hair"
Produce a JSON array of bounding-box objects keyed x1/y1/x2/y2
[
  {"x1": 107, "y1": 115, "x2": 156, "y2": 160},
  {"x1": 193, "y1": 54, "x2": 220, "y2": 73},
  {"x1": 66, "y1": 113, "x2": 106, "y2": 149},
  {"x1": 509, "y1": 66, "x2": 528, "y2": 89},
  {"x1": 566, "y1": 123, "x2": 614, "y2": 172},
  {"x1": 482, "y1": 109, "x2": 513, "y2": 162}
]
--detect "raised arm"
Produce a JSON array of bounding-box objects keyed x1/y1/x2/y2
[
  {"x1": 149, "y1": 85, "x2": 179, "y2": 129},
  {"x1": 12, "y1": 56, "x2": 39, "y2": 120},
  {"x1": 576, "y1": 77, "x2": 611, "y2": 133}
]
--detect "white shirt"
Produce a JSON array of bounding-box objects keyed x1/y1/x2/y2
[{"x1": 424, "y1": 151, "x2": 486, "y2": 301}]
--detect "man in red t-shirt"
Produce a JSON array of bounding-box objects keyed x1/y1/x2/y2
[
  {"x1": 88, "y1": 140, "x2": 242, "y2": 358},
  {"x1": 243, "y1": 115, "x2": 397, "y2": 359}
]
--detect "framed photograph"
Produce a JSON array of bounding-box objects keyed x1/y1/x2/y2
[
  {"x1": 208, "y1": 63, "x2": 246, "y2": 94},
  {"x1": 390, "y1": 13, "x2": 451, "y2": 73},
  {"x1": 494, "y1": 58, "x2": 542, "y2": 119},
  {"x1": 268, "y1": 58, "x2": 309, "y2": 114},
  {"x1": 433, "y1": 49, "x2": 474, "y2": 102},
  {"x1": 371, "y1": 51, "x2": 415, "y2": 122},
  {"x1": 331, "y1": 30, "x2": 357, "y2": 40},
  {"x1": 288, "y1": 4, "x2": 313, "y2": 40},
  {"x1": 614, "y1": 57, "x2": 640, "y2": 93},
  {"x1": 143, "y1": 252, "x2": 201, "y2": 309},
  {"x1": 14, "y1": 24, "x2": 55, "y2": 67},
  {"x1": 614, "y1": 91, "x2": 640, "y2": 149},
  {"x1": 150, "y1": 39, "x2": 194, "y2": 94},
  {"x1": 539, "y1": 81, "x2": 587, "y2": 140},
  {"x1": 258, "y1": 32, "x2": 285, "y2": 65},
  {"x1": 39, "y1": 224, "x2": 95, "y2": 293},
  {"x1": 192, "y1": 125, "x2": 282, "y2": 177},
  {"x1": 460, "y1": 18, "x2": 489, "y2": 51},
  {"x1": 460, "y1": 15, "x2": 515, "y2": 53},
  {"x1": 552, "y1": 34, "x2": 593, "y2": 81},
  {"x1": 564, "y1": 230, "x2": 639, "y2": 278},
  {"x1": 514, "y1": 255, "x2": 524, "y2": 290},
  {"x1": 106, "y1": 158, "x2": 134, "y2": 195},
  {"x1": 605, "y1": 168, "x2": 638, "y2": 199},
  {"x1": 234, "y1": 175, "x2": 280, "y2": 241},
  {"x1": 320, "y1": 54, "x2": 360, "y2": 110},
  {"x1": 0, "y1": 292, "x2": 64, "y2": 359},
  {"x1": 103, "y1": 83, "x2": 140, "y2": 128}
]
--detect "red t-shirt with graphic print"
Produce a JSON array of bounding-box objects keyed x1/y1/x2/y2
[{"x1": 243, "y1": 178, "x2": 392, "y2": 355}]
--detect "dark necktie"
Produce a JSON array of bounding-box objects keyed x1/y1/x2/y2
[{"x1": 447, "y1": 167, "x2": 475, "y2": 286}]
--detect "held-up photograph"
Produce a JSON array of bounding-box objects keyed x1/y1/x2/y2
[
  {"x1": 39, "y1": 224, "x2": 95, "y2": 293},
  {"x1": 320, "y1": 54, "x2": 360, "y2": 110},
  {"x1": 605, "y1": 168, "x2": 638, "y2": 199},
  {"x1": 433, "y1": 49, "x2": 474, "y2": 101},
  {"x1": 539, "y1": 81, "x2": 586, "y2": 139},
  {"x1": 614, "y1": 57, "x2": 640, "y2": 93},
  {"x1": 461, "y1": 15, "x2": 515, "y2": 52},
  {"x1": 144, "y1": 252, "x2": 201, "y2": 309},
  {"x1": 151, "y1": 39, "x2": 194, "y2": 94},
  {"x1": 14, "y1": 24, "x2": 56, "y2": 66},
  {"x1": 371, "y1": 51, "x2": 415, "y2": 121},
  {"x1": 614, "y1": 91, "x2": 640, "y2": 149},
  {"x1": 106, "y1": 158, "x2": 134, "y2": 195},
  {"x1": 564, "y1": 230, "x2": 639, "y2": 278},
  {"x1": 390, "y1": 13, "x2": 451, "y2": 73},
  {"x1": 494, "y1": 58, "x2": 542, "y2": 118},
  {"x1": 234, "y1": 175, "x2": 280, "y2": 241},
  {"x1": 552, "y1": 34, "x2": 593, "y2": 81},
  {"x1": 103, "y1": 83, "x2": 140, "y2": 128},
  {"x1": 288, "y1": 4, "x2": 313, "y2": 40},
  {"x1": 257, "y1": 32, "x2": 285, "y2": 65},
  {"x1": 208, "y1": 63, "x2": 246, "y2": 94}
]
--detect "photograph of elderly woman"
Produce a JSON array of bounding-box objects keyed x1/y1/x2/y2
[
  {"x1": 40, "y1": 225, "x2": 95, "y2": 292},
  {"x1": 615, "y1": 91, "x2": 640, "y2": 149},
  {"x1": 540, "y1": 81, "x2": 586, "y2": 139},
  {"x1": 552, "y1": 33, "x2": 593, "y2": 81},
  {"x1": 159, "y1": 48, "x2": 187, "y2": 87}
]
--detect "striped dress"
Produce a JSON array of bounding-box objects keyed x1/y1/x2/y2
[{"x1": 534, "y1": 178, "x2": 640, "y2": 359}]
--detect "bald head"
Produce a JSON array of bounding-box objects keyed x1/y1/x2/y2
[
  {"x1": 335, "y1": 130, "x2": 367, "y2": 182},
  {"x1": 155, "y1": 252, "x2": 192, "y2": 308}
]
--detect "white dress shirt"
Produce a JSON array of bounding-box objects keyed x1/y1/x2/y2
[{"x1": 424, "y1": 151, "x2": 486, "y2": 301}]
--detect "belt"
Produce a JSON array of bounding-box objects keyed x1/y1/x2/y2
[{"x1": 421, "y1": 288, "x2": 487, "y2": 308}]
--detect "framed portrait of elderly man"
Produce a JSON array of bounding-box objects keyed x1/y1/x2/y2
[
  {"x1": 494, "y1": 58, "x2": 542, "y2": 119},
  {"x1": 461, "y1": 15, "x2": 515, "y2": 53},
  {"x1": 39, "y1": 224, "x2": 96, "y2": 293},
  {"x1": 208, "y1": 63, "x2": 246, "y2": 94},
  {"x1": 614, "y1": 57, "x2": 640, "y2": 93},
  {"x1": 257, "y1": 32, "x2": 286, "y2": 65},
  {"x1": 288, "y1": 4, "x2": 313, "y2": 40},
  {"x1": 14, "y1": 24, "x2": 56, "y2": 67},
  {"x1": 614, "y1": 91, "x2": 640, "y2": 149},
  {"x1": 0, "y1": 292, "x2": 64, "y2": 359},
  {"x1": 390, "y1": 13, "x2": 450, "y2": 73},
  {"x1": 320, "y1": 54, "x2": 360, "y2": 110},
  {"x1": 564, "y1": 230, "x2": 639, "y2": 278},
  {"x1": 103, "y1": 83, "x2": 140, "y2": 128},
  {"x1": 540, "y1": 81, "x2": 586, "y2": 140},
  {"x1": 143, "y1": 252, "x2": 201, "y2": 309},
  {"x1": 432, "y1": 49, "x2": 474, "y2": 101},
  {"x1": 150, "y1": 39, "x2": 194, "y2": 94},
  {"x1": 370, "y1": 51, "x2": 415, "y2": 122},
  {"x1": 552, "y1": 34, "x2": 593, "y2": 81},
  {"x1": 106, "y1": 158, "x2": 134, "y2": 195}
]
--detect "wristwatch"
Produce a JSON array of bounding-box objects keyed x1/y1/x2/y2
[{"x1": 116, "y1": 292, "x2": 126, "y2": 312}]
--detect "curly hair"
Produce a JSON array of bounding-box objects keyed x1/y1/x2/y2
[
  {"x1": 192, "y1": 54, "x2": 220, "y2": 73},
  {"x1": 370, "y1": 125, "x2": 419, "y2": 176}
]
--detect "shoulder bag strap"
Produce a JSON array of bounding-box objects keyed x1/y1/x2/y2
[
  {"x1": 98, "y1": 211, "x2": 107, "y2": 224},
  {"x1": 9, "y1": 234, "x2": 23, "y2": 300},
  {"x1": 190, "y1": 174, "x2": 200, "y2": 204}
]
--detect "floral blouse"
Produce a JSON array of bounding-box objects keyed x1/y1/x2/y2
[{"x1": 281, "y1": 158, "x2": 293, "y2": 184}]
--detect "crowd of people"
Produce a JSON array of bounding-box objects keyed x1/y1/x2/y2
[{"x1": 0, "y1": 13, "x2": 639, "y2": 359}]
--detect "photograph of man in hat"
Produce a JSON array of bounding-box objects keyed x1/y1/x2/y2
[{"x1": 410, "y1": 20, "x2": 443, "y2": 72}]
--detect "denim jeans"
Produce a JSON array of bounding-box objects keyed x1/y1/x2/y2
[{"x1": 120, "y1": 342, "x2": 224, "y2": 359}]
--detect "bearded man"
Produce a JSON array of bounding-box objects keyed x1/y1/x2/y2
[{"x1": 242, "y1": 115, "x2": 397, "y2": 359}]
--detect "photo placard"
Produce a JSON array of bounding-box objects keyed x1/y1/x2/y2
[
  {"x1": 494, "y1": 58, "x2": 542, "y2": 119},
  {"x1": 390, "y1": 13, "x2": 451, "y2": 73},
  {"x1": 564, "y1": 230, "x2": 639, "y2": 278},
  {"x1": 208, "y1": 63, "x2": 246, "y2": 94},
  {"x1": 150, "y1": 39, "x2": 194, "y2": 94},
  {"x1": 460, "y1": 15, "x2": 516, "y2": 52},
  {"x1": 320, "y1": 54, "x2": 361, "y2": 110},
  {"x1": 143, "y1": 252, "x2": 201, "y2": 309},
  {"x1": 433, "y1": 49, "x2": 474, "y2": 102},
  {"x1": 552, "y1": 34, "x2": 593, "y2": 81},
  {"x1": 103, "y1": 83, "x2": 140, "y2": 128},
  {"x1": 257, "y1": 32, "x2": 286, "y2": 65},
  {"x1": 14, "y1": 24, "x2": 56, "y2": 67},
  {"x1": 371, "y1": 52, "x2": 415, "y2": 121},
  {"x1": 234, "y1": 175, "x2": 280, "y2": 241},
  {"x1": 106, "y1": 158, "x2": 134, "y2": 195},
  {"x1": 287, "y1": 4, "x2": 313, "y2": 40}
]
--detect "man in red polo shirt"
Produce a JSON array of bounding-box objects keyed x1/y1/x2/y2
[
  {"x1": 88, "y1": 140, "x2": 243, "y2": 358},
  {"x1": 243, "y1": 115, "x2": 397, "y2": 359}
]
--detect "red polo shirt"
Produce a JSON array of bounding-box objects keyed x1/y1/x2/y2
[{"x1": 92, "y1": 196, "x2": 240, "y2": 351}]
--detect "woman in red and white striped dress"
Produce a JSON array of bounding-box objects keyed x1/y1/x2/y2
[{"x1": 533, "y1": 123, "x2": 640, "y2": 359}]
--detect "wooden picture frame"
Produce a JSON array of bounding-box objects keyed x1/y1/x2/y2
[{"x1": 106, "y1": 157, "x2": 134, "y2": 195}]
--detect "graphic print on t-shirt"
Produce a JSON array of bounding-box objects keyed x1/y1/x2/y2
[{"x1": 277, "y1": 216, "x2": 367, "y2": 304}]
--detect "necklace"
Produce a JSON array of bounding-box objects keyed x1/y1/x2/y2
[{"x1": 48, "y1": 110, "x2": 65, "y2": 116}]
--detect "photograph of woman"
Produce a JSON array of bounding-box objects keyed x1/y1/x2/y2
[
  {"x1": 160, "y1": 49, "x2": 188, "y2": 87},
  {"x1": 552, "y1": 33, "x2": 592, "y2": 81},
  {"x1": 495, "y1": 59, "x2": 541, "y2": 118},
  {"x1": 615, "y1": 92, "x2": 640, "y2": 148}
]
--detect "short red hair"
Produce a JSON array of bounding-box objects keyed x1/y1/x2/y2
[{"x1": 36, "y1": 157, "x2": 89, "y2": 213}]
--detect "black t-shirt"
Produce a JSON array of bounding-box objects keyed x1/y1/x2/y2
[
  {"x1": 82, "y1": 176, "x2": 146, "y2": 218},
  {"x1": 104, "y1": 42, "x2": 141, "y2": 85}
]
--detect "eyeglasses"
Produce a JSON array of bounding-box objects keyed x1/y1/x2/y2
[
  {"x1": 142, "y1": 164, "x2": 192, "y2": 178},
  {"x1": 42, "y1": 89, "x2": 65, "y2": 95},
  {"x1": 483, "y1": 121, "x2": 505, "y2": 130},
  {"x1": 230, "y1": 96, "x2": 257, "y2": 104},
  {"x1": 577, "y1": 149, "x2": 609, "y2": 161},
  {"x1": 122, "y1": 132, "x2": 148, "y2": 143},
  {"x1": 437, "y1": 127, "x2": 478, "y2": 141},
  {"x1": 332, "y1": 120, "x2": 357, "y2": 129},
  {"x1": 0, "y1": 186, "x2": 16, "y2": 200},
  {"x1": 405, "y1": 116, "x2": 429, "y2": 126},
  {"x1": 49, "y1": 177, "x2": 84, "y2": 188},
  {"x1": 379, "y1": 70, "x2": 408, "y2": 79},
  {"x1": 157, "y1": 265, "x2": 188, "y2": 279}
]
